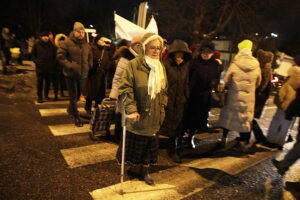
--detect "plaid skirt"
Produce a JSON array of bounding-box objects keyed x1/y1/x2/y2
[{"x1": 116, "y1": 131, "x2": 159, "y2": 165}]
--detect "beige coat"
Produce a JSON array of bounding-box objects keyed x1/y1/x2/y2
[
  {"x1": 219, "y1": 53, "x2": 261, "y2": 132},
  {"x1": 277, "y1": 66, "x2": 300, "y2": 111}
]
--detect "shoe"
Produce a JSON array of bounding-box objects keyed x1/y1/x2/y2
[
  {"x1": 141, "y1": 166, "x2": 154, "y2": 185},
  {"x1": 285, "y1": 182, "x2": 300, "y2": 196},
  {"x1": 37, "y1": 99, "x2": 43, "y2": 103},
  {"x1": 238, "y1": 141, "x2": 252, "y2": 153},
  {"x1": 271, "y1": 159, "x2": 288, "y2": 176},
  {"x1": 45, "y1": 96, "x2": 50, "y2": 101},
  {"x1": 74, "y1": 117, "x2": 83, "y2": 127},
  {"x1": 217, "y1": 136, "x2": 227, "y2": 148}
]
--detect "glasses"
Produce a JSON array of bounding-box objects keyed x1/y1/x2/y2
[{"x1": 148, "y1": 46, "x2": 161, "y2": 51}]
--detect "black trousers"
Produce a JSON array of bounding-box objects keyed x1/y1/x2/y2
[
  {"x1": 65, "y1": 77, "x2": 84, "y2": 118},
  {"x1": 36, "y1": 71, "x2": 51, "y2": 99}
]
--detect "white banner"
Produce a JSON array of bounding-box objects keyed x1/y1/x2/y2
[{"x1": 114, "y1": 13, "x2": 158, "y2": 41}]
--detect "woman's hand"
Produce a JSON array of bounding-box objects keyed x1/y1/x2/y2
[{"x1": 127, "y1": 112, "x2": 140, "y2": 122}]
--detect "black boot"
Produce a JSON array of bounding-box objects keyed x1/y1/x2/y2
[
  {"x1": 168, "y1": 137, "x2": 182, "y2": 163},
  {"x1": 252, "y1": 120, "x2": 266, "y2": 144},
  {"x1": 141, "y1": 166, "x2": 154, "y2": 185},
  {"x1": 74, "y1": 117, "x2": 83, "y2": 127}
]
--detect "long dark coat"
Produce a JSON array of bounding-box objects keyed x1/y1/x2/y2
[
  {"x1": 85, "y1": 44, "x2": 113, "y2": 100},
  {"x1": 158, "y1": 40, "x2": 191, "y2": 137},
  {"x1": 31, "y1": 40, "x2": 56, "y2": 74},
  {"x1": 185, "y1": 56, "x2": 221, "y2": 130}
]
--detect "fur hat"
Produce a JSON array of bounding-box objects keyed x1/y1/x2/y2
[
  {"x1": 200, "y1": 41, "x2": 215, "y2": 53},
  {"x1": 73, "y1": 22, "x2": 85, "y2": 31},
  {"x1": 238, "y1": 39, "x2": 253, "y2": 50},
  {"x1": 294, "y1": 54, "x2": 300, "y2": 66}
]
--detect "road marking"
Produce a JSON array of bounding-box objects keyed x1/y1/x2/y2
[
  {"x1": 39, "y1": 108, "x2": 85, "y2": 116},
  {"x1": 48, "y1": 124, "x2": 90, "y2": 136},
  {"x1": 60, "y1": 143, "x2": 118, "y2": 168},
  {"x1": 90, "y1": 150, "x2": 275, "y2": 200},
  {"x1": 34, "y1": 100, "x2": 85, "y2": 105}
]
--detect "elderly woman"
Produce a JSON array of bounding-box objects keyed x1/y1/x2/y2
[
  {"x1": 116, "y1": 33, "x2": 167, "y2": 185},
  {"x1": 219, "y1": 40, "x2": 261, "y2": 152}
]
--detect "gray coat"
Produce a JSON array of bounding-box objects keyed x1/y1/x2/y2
[
  {"x1": 219, "y1": 53, "x2": 261, "y2": 132},
  {"x1": 56, "y1": 32, "x2": 92, "y2": 79}
]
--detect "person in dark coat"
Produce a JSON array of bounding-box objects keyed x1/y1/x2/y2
[
  {"x1": 1, "y1": 27, "x2": 13, "y2": 74},
  {"x1": 158, "y1": 39, "x2": 191, "y2": 162},
  {"x1": 185, "y1": 41, "x2": 222, "y2": 148},
  {"x1": 57, "y1": 22, "x2": 93, "y2": 127},
  {"x1": 31, "y1": 32, "x2": 57, "y2": 103},
  {"x1": 84, "y1": 35, "x2": 114, "y2": 113},
  {"x1": 252, "y1": 49, "x2": 273, "y2": 143}
]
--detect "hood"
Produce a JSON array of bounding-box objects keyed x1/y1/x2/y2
[
  {"x1": 288, "y1": 66, "x2": 300, "y2": 77},
  {"x1": 54, "y1": 33, "x2": 67, "y2": 47},
  {"x1": 137, "y1": 32, "x2": 163, "y2": 58},
  {"x1": 234, "y1": 53, "x2": 259, "y2": 72},
  {"x1": 167, "y1": 39, "x2": 192, "y2": 60},
  {"x1": 257, "y1": 49, "x2": 274, "y2": 67}
]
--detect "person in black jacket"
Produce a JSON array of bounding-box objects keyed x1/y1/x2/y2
[
  {"x1": 31, "y1": 32, "x2": 56, "y2": 103},
  {"x1": 158, "y1": 39, "x2": 192, "y2": 163},
  {"x1": 184, "y1": 41, "x2": 222, "y2": 148}
]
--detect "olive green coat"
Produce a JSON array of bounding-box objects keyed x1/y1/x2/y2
[{"x1": 119, "y1": 56, "x2": 168, "y2": 136}]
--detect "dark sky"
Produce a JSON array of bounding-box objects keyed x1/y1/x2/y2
[{"x1": 0, "y1": 0, "x2": 299, "y2": 54}]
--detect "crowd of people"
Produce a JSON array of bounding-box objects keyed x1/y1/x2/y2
[{"x1": 1, "y1": 22, "x2": 300, "y2": 189}]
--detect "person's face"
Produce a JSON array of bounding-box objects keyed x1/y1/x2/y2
[
  {"x1": 74, "y1": 30, "x2": 85, "y2": 40},
  {"x1": 145, "y1": 39, "x2": 161, "y2": 59},
  {"x1": 40, "y1": 36, "x2": 49, "y2": 42},
  {"x1": 201, "y1": 52, "x2": 213, "y2": 60}
]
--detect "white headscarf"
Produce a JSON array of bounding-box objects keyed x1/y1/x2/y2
[{"x1": 145, "y1": 55, "x2": 166, "y2": 99}]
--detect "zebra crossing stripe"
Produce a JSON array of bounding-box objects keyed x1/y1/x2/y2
[
  {"x1": 90, "y1": 150, "x2": 276, "y2": 200},
  {"x1": 39, "y1": 108, "x2": 85, "y2": 117},
  {"x1": 48, "y1": 124, "x2": 90, "y2": 136},
  {"x1": 60, "y1": 143, "x2": 118, "y2": 168}
]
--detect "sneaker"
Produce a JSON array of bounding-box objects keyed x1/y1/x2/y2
[{"x1": 271, "y1": 159, "x2": 288, "y2": 176}]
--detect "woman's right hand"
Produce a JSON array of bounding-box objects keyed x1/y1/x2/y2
[{"x1": 127, "y1": 112, "x2": 140, "y2": 122}]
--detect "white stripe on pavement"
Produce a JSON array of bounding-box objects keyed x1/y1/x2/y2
[
  {"x1": 39, "y1": 108, "x2": 85, "y2": 116},
  {"x1": 48, "y1": 124, "x2": 115, "y2": 136},
  {"x1": 48, "y1": 124, "x2": 90, "y2": 136},
  {"x1": 60, "y1": 143, "x2": 118, "y2": 168},
  {"x1": 90, "y1": 150, "x2": 276, "y2": 200}
]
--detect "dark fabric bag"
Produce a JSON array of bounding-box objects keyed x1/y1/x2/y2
[{"x1": 89, "y1": 98, "x2": 116, "y2": 131}]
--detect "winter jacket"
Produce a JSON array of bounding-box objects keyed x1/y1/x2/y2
[
  {"x1": 219, "y1": 53, "x2": 261, "y2": 132},
  {"x1": 276, "y1": 66, "x2": 300, "y2": 111},
  {"x1": 158, "y1": 39, "x2": 191, "y2": 137},
  {"x1": 118, "y1": 33, "x2": 168, "y2": 137},
  {"x1": 31, "y1": 40, "x2": 56, "y2": 74},
  {"x1": 109, "y1": 48, "x2": 135, "y2": 99},
  {"x1": 56, "y1": 31, "x2": 92, "y2": 79},
  {"x1": 254, "y1": 49, "x2": 273, "y2": 118}
]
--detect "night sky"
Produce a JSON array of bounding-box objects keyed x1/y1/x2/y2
[{"x1": 1, "y1": 0, "x2": 299, "y2": 55}]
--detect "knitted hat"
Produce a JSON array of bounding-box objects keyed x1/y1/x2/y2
[
  {"x1": 238, "y1": 39, "x2": 253, "y2": 50},
  {"x1": 73, "y1": 22, "x2": 85, "y2": 31},
  {"x1": 294, "y1": 54, "x2": 300, "y2": 66},
  {"x1": 200, "y1": 41, "x2": 215, "y2": 53}
]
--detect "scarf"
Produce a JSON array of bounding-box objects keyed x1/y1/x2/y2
[{"x1": 145, "y1": 55, "x2": 166, "y2": 99}]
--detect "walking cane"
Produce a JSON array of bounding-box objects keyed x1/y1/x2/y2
[{"x1": 120, "y1": 93, "x2": 128, "y2": 195}]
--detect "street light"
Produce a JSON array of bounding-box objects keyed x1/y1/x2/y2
[{"x1": 271, "y1": 33, "x2": 278, "y2": 38}]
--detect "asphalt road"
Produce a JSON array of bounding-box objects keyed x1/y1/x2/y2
[{"x1": 0, "y1": 62, "x2": 299, "y2": 200}]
